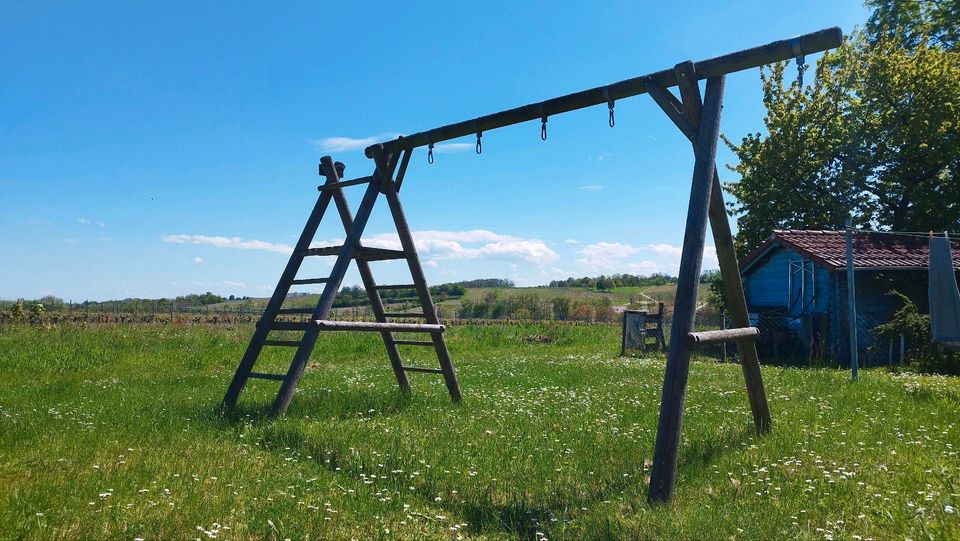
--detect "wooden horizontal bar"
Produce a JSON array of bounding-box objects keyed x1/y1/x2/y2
[
  {"x1": 384, "y1": 312, "x2": 426, "y2": 318},
  {"x1": 392, "y1": 340, "x2": 435, "y2": 346},
  {"x1": 291, "y1": 278, "x2": 329, "y2": 285},
  {"x1": 303, "y1": 245, "x2": 406, "y2": 262},
  {"x1": 270, "y1": 321, "x2": 310, "y2": 331},
  {"x1": 688, "y1": 327, "x2": 760, "y2": 346},
  {"x1": 365, "y1": 27, "x2": 842, "y2": 158},
  {"x1": 373, "y1": 283, "x2": 417, "y2": 290},
  {"x1": 402, "y1": 366, "x2": 444, "y2": 374},
  {"x1": 318, "y1": 176, "x2": 373, "y2": 191},
  {"x1": 262, "y1": 339, "x2": 302, "y2": 347},
  {"x1": 315, "y1": 319, "x2": 444, "y2": 333},
  {"x1": 248, "y1": 372, "x2": 286, "y2": 381}
]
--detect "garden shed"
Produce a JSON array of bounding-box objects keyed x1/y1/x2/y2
[{"x1": 739, "y1": 230, "x2": 960, "y2": 364}]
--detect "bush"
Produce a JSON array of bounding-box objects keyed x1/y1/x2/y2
[{"x1": 873, "y1": 291, "x2": 960, "y2": 375}]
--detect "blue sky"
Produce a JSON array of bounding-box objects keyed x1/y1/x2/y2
[{"x1": 1, "y1": 1, "x2": 869, "y2": 301}]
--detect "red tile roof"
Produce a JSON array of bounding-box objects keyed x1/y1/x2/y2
[{"x1": 741, "y1": 230, "x2": 960, "y2": 271}]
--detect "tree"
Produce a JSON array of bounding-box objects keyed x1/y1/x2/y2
[
  {"x1": 866, "y1": 0, "x2": 959, "y2": 51},
  {"x1": 725, "y1": 6, "x2": 960, "y2": 254}
]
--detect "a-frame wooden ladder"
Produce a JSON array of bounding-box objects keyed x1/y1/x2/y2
[{"x1": 222, "y1": 147, "x2": 462, "y2": 418}]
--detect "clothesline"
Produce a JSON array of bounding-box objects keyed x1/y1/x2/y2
[{"x1": 850, "y1": 228, "x2": 958, "y2": 238}]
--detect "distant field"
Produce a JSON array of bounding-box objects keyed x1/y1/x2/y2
[
  {"x1": 201, "y1": 283, "x2": 712, "y2": 319},
  {"x1": 2, "y1": 323, "x2": 958, "y2": 539}
]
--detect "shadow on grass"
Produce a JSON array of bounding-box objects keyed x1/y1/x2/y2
[
  {"x1": 678, "y1": 424, "x2": 757, "y2": 471},
  {"x1": 204, "y1": 393, "x2": 760, "y2": 540}
]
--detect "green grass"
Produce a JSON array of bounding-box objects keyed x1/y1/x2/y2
[{"x1": 1, "y1": 323, "x2": 959, "y2": 539}]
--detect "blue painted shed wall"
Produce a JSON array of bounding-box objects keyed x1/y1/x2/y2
[
  {"x1": 742, "y1": 243, "x2": 901, "y2": 365},
  {"x1": 742, "y1": 246, "x2": 830, "y2": 314}
]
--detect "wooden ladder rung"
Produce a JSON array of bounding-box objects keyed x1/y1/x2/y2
[
  {"x1": 271, "y1": 321, "x2": 311, "y2": 331},
  {"x1": 315, "y1": 319, "x2": 444, "y2": 333},
  {"x1": 302, "y1": 245, "x2": 406, "y2": 262},
  {"x1": 263, "y1": 340, "x2": 302, "y2": 347},
  {"x1": 384, "y1": 312, "x2": 426, "y2": 318},
  {"x1": 688, "y1": 327, "x2": 759, "y2": 346},
  {"x1": 392, "y1": 339, "x2": 435, "y2": 346},
  {"x1": 248, "y1": 372, "x2": 286, "y2": 381},
  {"x1": 402, "y1": 366, "x2": 444, "y2": 374},
  {"x1": 291, "y1": 278, "x2": 329, "y2": 285},
  {"x1": 317, "y1": 176, "x2": 373, "y2": 191}
]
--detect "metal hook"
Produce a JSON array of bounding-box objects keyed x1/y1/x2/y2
[
  {"x1": 603, "y1": 86, "x2": 615, "y2": 128},
  {"x1": 791, "y1": 36, "x2": 807, "y2": 87},
  {"x1": 475, "y1": 131, "x2": 482, "y2": 154},
  {"x1": 427, "y1": 142, "x2": 434, "y2": 164},
  {"x1": 539, "y1": 104, "x2": 547, "y2": 141}
]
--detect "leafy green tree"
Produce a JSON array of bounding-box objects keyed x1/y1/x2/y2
[
  {"x1": 725, "y1": 7, "x2": 960, "y2": 254},
  {"x1": 10, "y1": 300, "x2": 26, "y2": 323}
]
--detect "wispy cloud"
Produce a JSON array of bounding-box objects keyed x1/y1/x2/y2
[
  {"x1": 364, "y1": 229, "x2": 559, "y2": 266},
  {"x1": 77, "y1": 217, "x2": 106, "y2": 228},
  {"x1": 219, "y1": 280, "x2": 246, "y2": 288},
  {"x1": 162, "y1": 229, "x2": 559, "y2": 266},
  {"x1": 647, "y1": 243, "x2": 683, "y2": 257},
  {"x1": 194, "y1": 257, "x2": 204, "y2": 264},
  {"x1": 162, "y1": 234, "x2": 293, "y2": 254},
  {"x1": 564, "y1": 239, "x2": 581, "y2": 245},
  {"x1": 434, "y1": 142, "x2": 473, "y2": 154},
  {"x1": 311, "y1": 133, "x2": 401, "y2": 152},
  {"x1": 574, "y1": 241, "x2": 718, "y2": 274},
  {"x1": 579, "y1": 185, "x2": 604, "y2": 191}
]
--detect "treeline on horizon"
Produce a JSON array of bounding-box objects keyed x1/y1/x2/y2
[
  {"x1": 3, "y1": 273, "x2": 715, "y2": 313},
  {"x1": 548, "y1": 272, "x2": 721, "y2": 291},
  {"x1": 0, "y1": 278, "x2": 518, "y2": 312}
]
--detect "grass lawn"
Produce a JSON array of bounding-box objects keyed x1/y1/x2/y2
[{"x1": 1, "y1": 323, "x2": 958, "y2": 539}]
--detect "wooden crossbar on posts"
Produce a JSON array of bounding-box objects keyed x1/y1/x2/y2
[
  {"x1": 365, "y1": 28, "x2": 841, "y2": 158},
  {"x1": 351, "y1": 26, "x2": 843, "y2": 503}
]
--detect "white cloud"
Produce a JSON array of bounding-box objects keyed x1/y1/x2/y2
[
  {"x1": 647, "y1": 243, "x2": 683, "y2": 257},
  {"x1": 564, "y1": 239, "x2": 581, "y2": 245},
  {"x1": 162, "y1": 234, "x2": 293, "y2": 254},
  {"x1": 364, "y1": 229, "x2": 558, "y2": 266},
  {"x1": 194, "y1": 257, "x2": 204, "y2": 264},
  {"x1": 219, "y1": 280, "x2": 246, "y2": 288},
  {"x1": 311, "y1": 133, "x2": 401, "y2": 153},
  {"x1": 77, "y1": 218, "x2": 91, "y2": 224},
  {"x1": 424, "y1": 260, "x2": 439, "y2": 268},
  {"x1": 579, "y1": 185, "x2": 604, "y2": 191},
  {"x1": 434, "y1": 142, "x2": 473, "y2": 154},
  {"x1": 575, "y1": 242, "x2": 644, "y2": 272},
  {"x1": 574, "y1": 241, "x2": 718, "y2": 275},
  {"x1": 99, "y1": 221, "x2": 106, "y2": 228},
  {"x1": 163, "y1": 229, "x2": 560, "y2": 267}
]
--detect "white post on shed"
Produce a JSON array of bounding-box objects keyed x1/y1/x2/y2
[{"x1": 845, "y1": 218, "x2": 859, "y2": 381}]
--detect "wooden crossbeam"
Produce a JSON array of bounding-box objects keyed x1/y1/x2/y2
[{"x1": 365, "y1": 28, "x2": 841, "y2": 157}]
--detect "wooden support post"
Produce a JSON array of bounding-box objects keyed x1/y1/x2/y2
[
  {"x1": 223, "y1": 174, "x2": 337, "y2": 409},
  {"x1": 648, "y1": 75, "x2": 726, "y2": 504},
  {"x1": 321, "y1": 156, "x2": 412, "y2": 394},
  {"x1": 374, "y1": 145, "x2": 463, "y2": 402},
  {"x1": 673, "y1": 61, "x2": 772, "y2": 432}
]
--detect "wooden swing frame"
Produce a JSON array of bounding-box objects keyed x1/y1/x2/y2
[{"x1": 360, "y1": 27, "x2": 843, "y2": 502}]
